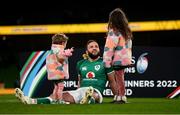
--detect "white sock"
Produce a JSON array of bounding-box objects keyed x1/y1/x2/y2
[
  {"x1": 122, "y1": 96, "x2": 127, "y2": 102},
  {"x1": 116, "y1": 96, "x2": 127, "y2": 102},
  {"x1": 116, "y1": 96, "x2": 121, "y2": 101},
  {"x1": 113, "y1": 95, "x2": 117, "y2": 101},
  {"x1": 31, "y1": 99, "x2": 37, "y2": 104}
]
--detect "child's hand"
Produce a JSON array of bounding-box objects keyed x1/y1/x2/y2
[{"x1": 64, "y1": 47, "x2": 74, "y2": 57}]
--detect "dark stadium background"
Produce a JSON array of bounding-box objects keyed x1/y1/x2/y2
[{"x1": 0, "y1": 0, "x2": 179, "y2": 88}]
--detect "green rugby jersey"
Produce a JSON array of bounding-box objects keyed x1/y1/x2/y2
[{"x1": 76, "y1": 58, "x2": 113, "y2": 94}]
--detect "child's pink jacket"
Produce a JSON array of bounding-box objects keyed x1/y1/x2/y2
[
  {"x1": 46, "y1": 44, "x2": 73, "y2": 80},
  {"x1": 103, "y1": 29, "x2": 132, "y2": 68}
]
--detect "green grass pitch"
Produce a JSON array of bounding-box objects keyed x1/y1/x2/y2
[{"x1": 0, "y1": 94, "x2": 179, "y2": 114}]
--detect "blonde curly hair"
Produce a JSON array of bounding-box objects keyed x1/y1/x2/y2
[{"x1": 52, "y1": 33, "x2": 69, "y2": 44}]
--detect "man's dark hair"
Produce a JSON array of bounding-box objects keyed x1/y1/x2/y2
[{"x1": 86, "y1": 40, "x2": 98, "y2": 49}]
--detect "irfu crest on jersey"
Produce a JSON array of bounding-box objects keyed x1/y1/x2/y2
[
  {"x1": 94, "y1": 65, "x2": 100, "y2": 71},
  {"x1": 86, "y1": 72, "x2": 95, "y2": 79}
]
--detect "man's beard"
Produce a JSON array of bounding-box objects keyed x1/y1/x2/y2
[{"x1": 87, "y1": 51, "x2": 100, "y2": 59}]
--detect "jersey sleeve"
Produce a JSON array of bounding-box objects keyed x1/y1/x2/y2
[
  {"x1": 76, "y1": 59, "x2": 85, "y2": 75},
  {"x1": 103, "y1": 29, "x2": 119, "y2": 68},
  {"x1": 46, "y1": 54, "x2": 66, "y2": 80},
  {"x1": 105, "y1": 66, "x2": 114, "y2": 75}
]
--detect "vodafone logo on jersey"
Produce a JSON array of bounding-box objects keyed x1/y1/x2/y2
[{"x1": 86, "y1": 72, "x2": 95, "y2": 79}]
